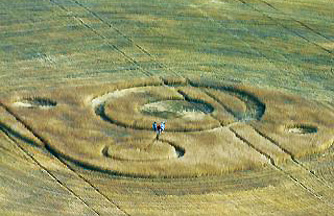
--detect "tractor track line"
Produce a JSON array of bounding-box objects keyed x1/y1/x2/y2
[
  {"x1": 73, "y1": 0, "x2": 181, "y2": 75},
  {"x1": 189, "y1": 1, "x2": 324, "y2": 79},
  {"x1": 56, "y1": 157, "x2": 131, "y2": 216},
  {"x1": 188, "y1": 2, "x2": 286, "y2": 76},
  {"x1": 229, "y1": 127, "x2": 324, "y2": 200},
  {"x1": 69, "y1": 0, "x2": 180, "y2": 77},
  {"x1": 236, "y1": 0, "x2": 333, "y2": 56},
  {"x1": 252, "y1": 126, "x2": 334, "y2": 189},
  {"x1": 49, "y1": 0, "x2": 152, "y2": 77},
  {"x1": 200, "y1": 0, "x2": 306, "y2": 76},
  {"x1": 0, "y1": 102, "x2": 131, "y2": 216},
  {"x1": 75, "y1": 16, "x2": 152, "y2": 77},
  {"x1": 70, "y1": 0, "x2": 153, "y2": 57},
  {"x1": 194, "y1": 0, "x2": 332, "y2": 77},
  {"x1": 229, "y1": 127, "x2": 276, "y2": 166},
  {"x1": 259, "y1": 0, "x2": 333, "y2": 42},
  {"x1": 0, "y1": 127, "x2": 101, "y2": 216}
]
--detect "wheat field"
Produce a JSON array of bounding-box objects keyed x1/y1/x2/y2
[{"x1": 1, "y1": 0, "x2": 334, "y2": 215}]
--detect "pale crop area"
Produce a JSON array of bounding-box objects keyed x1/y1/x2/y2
[{"x1": 1, "y1": 0, "x2": 334, "y2": 215}]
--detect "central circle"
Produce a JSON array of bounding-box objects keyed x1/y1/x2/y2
[
  {"x1": 93, "y1": 84, "x2": 266, "y2": 133},
  {"x1": 100, "y1": 86, "x2": 223, "y2": 132},
  {"x1": 140, "y1": 99, "x2": 214, "y2": 119}
]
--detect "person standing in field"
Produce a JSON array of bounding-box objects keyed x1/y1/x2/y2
[
  {"x1": 160, "y1": 121, "x2": 165, "y2": 133},
  {"x1": 155, "y1": 123, "x2": 161, "y2": 140},
  {"x1": 153, "y1": 121, "x2": 165, "y2": 140},
  {"x1": 157, "y1": 124, "x2": 161, "y2": 134},
  {"x1": 152, "y1": 122, "x2": 157, "y2": 132}
]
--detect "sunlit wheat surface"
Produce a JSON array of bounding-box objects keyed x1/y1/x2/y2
[{"x1": 1, "y1": 0, "x2": 334, "y2": 215}]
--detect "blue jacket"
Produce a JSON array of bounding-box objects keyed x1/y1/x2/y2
[
  {"x1": 152, "y1": 123, "x2": 157, "y2": 131},
  {"x1": 161, "y1": 123, "x2": 165, "y2": 131}
]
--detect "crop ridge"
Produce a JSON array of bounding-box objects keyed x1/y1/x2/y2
[
  {"x1": 188, "y1": 80, "x2": 266, "y2": 120},
  {"x1": 229, "y1": 127, "x2": 275, "y2": 166},
  {"x1": 204, "y1": 90, "x2": 245, "y2": 121},
  {"x1": 176, "y1": 90, "x2": 215, "y2": 113},
  {"x1": 49, "y1": 0, "x2": 152, "y2": 77},
  {"x1": 51, "y1": 0, "x2": 182, "y2": 77},
  {"x1": 189, "y1": 1, "x2": 287, "y2": 74},
  {"x1": 252, "y1": 126, "x2": 296, "y2": 159},
  {"x1": 161, "y1": 76, "x2": 188, "y2": 87},
  {"x1": 0, "y1": 102, "x2": 48, "y2": 147},
  {"x1": 55, "y1": 157, "x2": 131, "y2": 216},
  {"x1": 229, "y1": 127, "x2": 325, "y2": 200},
  {"x1": 252, "y1": 126, "x2": 334, "y2": 189},
  {"x1": 0, "y1": 122, "x2": 38, "y2": 147},
  {"x1": 0, "y1": 102, "x2": 131, "y2": 216},
  {"x1": 214, "y1": 0, "x2": 308, "y2": 76},
  {"x1": 70, "y1": 0, "x2": 158, "y2": 63},
  {"x1": 258, "y1": 0, "x2": 333, "y2": 42},
  {"x1": 68, "y1": 0, "x2": 183, "y2": 77},
  {"x1": 158, "y1": 138, "x2": 185, "y2": 158},
  {"x1": 236, "y1": 0, "x2": 333, "y2": 55},
  {"x1": 204, "y1": 0, "x2": 308, "y2": 76},
  {"x1": 0, "y1": 128, "x2": 101, "y2": 216}
]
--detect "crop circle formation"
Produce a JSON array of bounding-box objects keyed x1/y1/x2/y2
[{"x1": 8, "y1": 78, "x2": 334, "y2": 178}]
